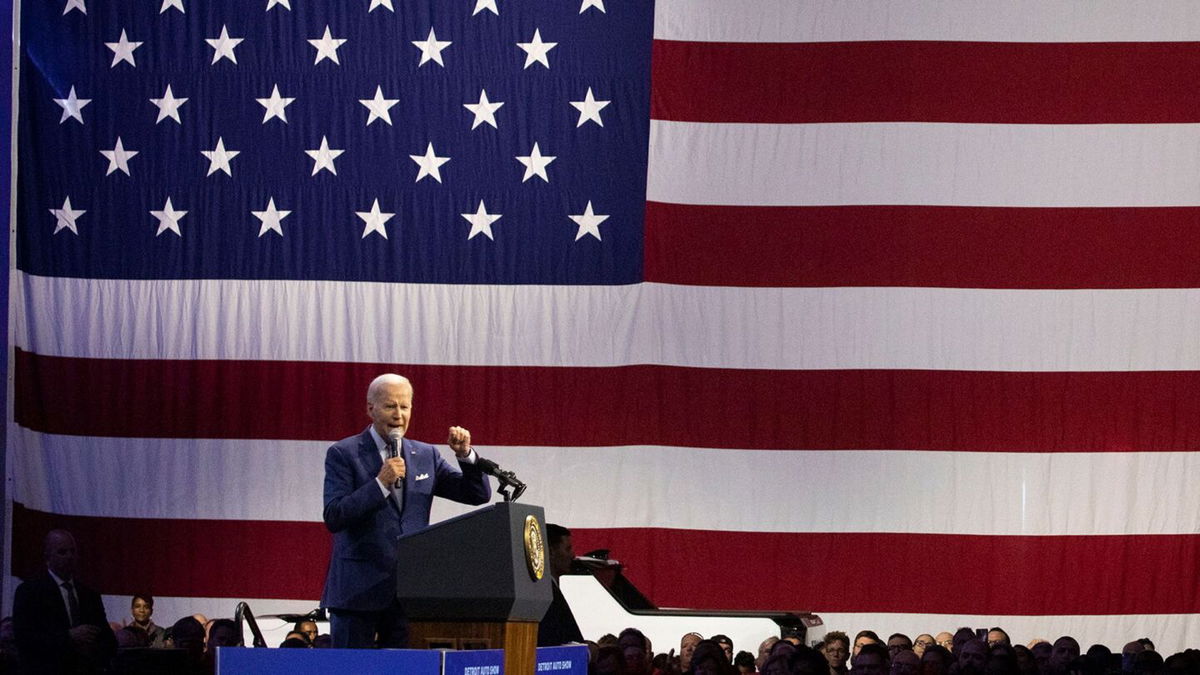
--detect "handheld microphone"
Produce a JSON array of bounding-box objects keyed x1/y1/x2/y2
[
  {"x1": 476, "y1": 457, "x2": 527, "y2": 502},
  {"x1": 386, "y1": 428, "x2": 404, "y2": 488}
]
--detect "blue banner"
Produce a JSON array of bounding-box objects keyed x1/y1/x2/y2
[
  {"x1": 536, "y1": 645, "x2": 589, "y2": 675},
  {"x1": 216, "y1": 647, "x2": 443, "y2": 675},
  {"x1": 443, "y1": 648, "x2": 505, "y2": 675}
]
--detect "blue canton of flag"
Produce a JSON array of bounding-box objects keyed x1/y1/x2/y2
[{"x1": 18, "y1": 0, "x2": 652, "y2": 283}]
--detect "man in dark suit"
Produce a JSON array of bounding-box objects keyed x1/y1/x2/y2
[
  {"x1": 12, "y1": 529, "x2": 116, "y2": 673},
  {"x1": 321, "y1": 373, "x2": 492, "y2": 648},
  {"x1": 537, "y1": 523, "x2": 584, "y2": 646}
]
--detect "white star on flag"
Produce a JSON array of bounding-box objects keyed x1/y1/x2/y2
[
  {"x1": 356, "y1": 199, "x2": 394, "y2": 239},
  {"x1": 570, "y1": 87, "x2": 610, "y2": 127},
  {"x1": 579, "y1": 0, "x2": 605, "y2": 12},
  {"x1": 62, "y1": 0, "x2": 85, "y2": 15},
  {"x1": 516, "y1": 142, "x2": 556, "y2": 183},
  {"x1": 252, "y1": 198, "x2": 291, "y2": 237},
  {"x1": 309, "y1": 26, "x2": 347, "y2": 65},
  {"x1": 569, "y1": 201, "x2": 609, "y2": 241},
  {"x1": 150, "y1": 85, "x2": 188, "y2": 124},
  {"x1": 206, "y1": 25, "x2": 243, "y2": 64},
  {"x1": 266, "y1": 0, "x2": 290, "y2": 9},
  {"x1": 410, "y1": 143, "x2": 450, "y2": 183},
  {"x1": 360, "y1": 86, "x2": 399, "y2": 126},
  {"x1": 306, "y1": 136, "x2": 344, "y2": 175},
  {"x1": 257, "y1": 84, "x2": 295, "y2": 123},
  {"x1": 100, "y1": 137, "x2": 138, "y2": 176},
  {"x1": 150, "y1": 198, "x2": 187, "y2": 237},
  {"x1": 461, "y1": 200, "x2": 501, "y2": 240},
  {"x1": 412, "y1": 27, "x2": 451, "y2": 67},
  {"x1": 49, "y1": 197, "x2": 85, "y2": 235},
  {"x1": 105, "y1": 29, "x2": 143, "y2": 68},
  {"x1": 202, "y1": 138, "x2": 239, "y2": 177},
  {"x1": 473, "y1": 0, "x2": 498, "y2": 15},
  {"x1": 160, "y1": 0, "x2": 185, "y2": 13},
  {"x1": 517, "y1": 29, "x2": 556, "y2": 69},
  {"x1": 368, "y1": 0, "x2": 393, "y2": 12},
  {"x1": 53, "y1": 86, "x2": 90, "y2": 125},
  {"x1": 464, "y1": 89, "x2": 504, "y2": 129}
]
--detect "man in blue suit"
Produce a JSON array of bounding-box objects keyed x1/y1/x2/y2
[{"x1": 321, "y1": 373, "x2": 492, "y2": 648}]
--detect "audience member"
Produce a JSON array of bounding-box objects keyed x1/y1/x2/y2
[
  {"x1": 619, "y1": 627, "x2": 652, "y2": 675},
  {"x1": 957, "y1": 638, "x2": 988, "y2": 675},
  {"x1": 1031, "y1": 642, "x2": 1052, "y2": 673},
  {"x1": 914, "y1": 636, "x2": 935, "y2": 658},
  {"x1": 595, "y1": 644, "x2": 628, "y2": 675},
  {"x1": 892, "y1": 650, "x2": 920, "y2": 675},
  {"x1": 853, "y1": 643, "x2": 890, "y2": 675},
  {"x1": 169, "y1": 616, "x2": 207, "y2": 674},
  {"x1": 733, "y1": 650, "x2": 756, "y2": 674},
  {"x1": 294, "y1": 619, "x2": 319, "y2": 645},
  {"x1": 987, "y1": 644, "x2": 1020, "y2": 675},
  {"x1": 312, "y1": 633, "x2": 333, "y2": 649},
  {"x1": 12, "y1": 529, "x2": 117, "y2": 673},
  {"x1": 114, "y1": 624, "x2": 150, "y2": 649},
  {"x1": 689, "y1": 639, "x2": 733, "y2": 675},
  {"x1": 279, "y1": 636, "x2": 309, "y2": 648},
  {"x1": 1049, "y1": 637, "x2": 1082, "y2": 675},
  {"x1": 988, "y1": 629, "x2": 1012, "y2": 649},
  {"x1": 712, "y1": 635, "x2": 734, "y2": 664},
  {"x1": 825, "y1": 631, "x2": 851, "y2": 675},
  {"x1": 935, "y1": 634, "x2": 955, "y2": 652},
  {"x1": 1133, "y1": 652, "x2": 1165, "y2": 675},
  {"x1": 921, "y1": 645, "x2": 954, "y2": 675},
  {"x1": 888, "y1": 635, "x2": 914, "y2": 660},
  {"x1": 953, "y1": 629, "x2": 977, "y2": 655},
  {"x1": 758, "y1": 636, "x2": 781, "y2": 671},
  {"x1": 539, "y1": 524, "x2": 585, "y2": 647},
  {"x1": 855, "y1": 632, "x2": 883, "y2": 658},
  {"x1": 1013, "y1": 645, "x2": 1038, "y2": 675},
  {"x1": 129, "y1": 594, "x2": 167, "y2": 648},
  {"x1": 680, "y1": 632, "x2": 703, "y2": 671}
]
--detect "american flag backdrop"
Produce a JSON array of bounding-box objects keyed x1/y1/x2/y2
[{"x1": 8, "y1": 0, "x2": 1200, "y2": 652}]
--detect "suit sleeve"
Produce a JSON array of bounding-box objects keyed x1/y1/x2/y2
[
  {"x1": 432, "y1": 450, "x2": 492, "y2": 505},
  {"x1": 322, "y1": 444, "x2": 389, "y2": 533}
]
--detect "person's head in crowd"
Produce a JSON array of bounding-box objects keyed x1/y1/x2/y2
[
  {"x1": 988, "y1": 629, "x2": 1011, "y2": 649},
  {"x1": 1050, "y1": 637, "x2": 1081, "y2": 673},
  {"x1": 734, "y1": 650, "x2": 756, "y2": 674},
  {"x1": 1032, "y1": 642, "x2": 1053, "y2": 673},
  {"x1": 280, "y1": 636, "x2": 309, "y2": 648},
  {"x1": 761, "y1": 641, "x2": 797, "y2": 675},
  {"x1": 206, "y1": 618, "x2": 242, "y2": 652},
  {"x1": 953, "y1": 629, "x2": 977, "y2": 655},
  {"x1": 888, "y1": 635, "x2": 914, "y2": 661},
  {"x1": 546, "y1": 524, "x2": 575, "y2": 579},
  {"x1": 1124, "y1": 642, "x2": 1148, "y2": 673},
  {"x1": 680, "y1": 632, "x2": 703, "y2": 671},
  {"x1": 130, "y1": 594, "x2": 156, "y2": 629},
  {"x1": 784, "y1": 631, "x2": 803, "y2": 647},
  {"x1": 1132, "y1": 651, "x2": 1164, "y2": 675},
  {"x1": 170, "y1": 616, "x2": 206, "y2": 661},
  {"x1": 759, "y1": 636, "x2": 782, "y2": 671},
  {"x1": 689, "y1": 639, "x2": 732, "y2": 675},
  {"x1": 114, "y1": 625, "x2": 149, "y2": 649},
  {"x1": 294, "y1": 619, "x2": 318, "y2": 645},
  {"x1": 914, "y1": 636, "x2": 935, "y2": 658},
  {"x1": 598, "y1": 633, "x2": 619, "y2": 647},
  {"x1": 852, "y1": 643, "x2": 890, "y2": 675},
  {"x1": 824, "y1": 632, "x2": 851, "y2": 672},
  {"x1": 713, "y1": 635, "x2": 734, "y2": 663},
  {"x1": 986, "y1": 644, "x2": 1020, "y2": 675},
  {"x1": 1088, "y1": 646, "x2": 1113, "y2": 662},
  {"x1": 594, "y1": 644, "x2": 627, "y2": 675},
  {"x1": 1162, "y1": 651, "x2": 1199, "y2": 675},
  {"x1": 618, "y1": 627, "x2": 651, "y2": 675},
  {"x1": 1138, "y1": 641, "x2": 1156, "y2": 653},
  {"x1": 312, "y1": 634, "x2": 332, "y2": 648},
  {"x1": 1013, "y1": 645, "x2": 1038, "y2": 675},
  {"x1": 957, "y1": 639, "x2": 988, "y2": 675},
  {"x1": 855, "y1": 632, "x2": 882, "y2": 659},
  {"x1": 921, "y1": 645, "x2": 954, "y2": 675},
  {"x1": 790, "y1": 646, "x2": 835, "y2": 675},
  {"x1": 892, "y1": 650, "x2": 920, "y2": 675},
  {"x1": 935, "y1": 633, "x2": 955, "y2": 653},
  {"x1": 43, "y1": 529, "x2": 79, "y2": 580}
]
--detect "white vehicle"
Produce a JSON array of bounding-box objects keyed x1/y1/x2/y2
[{"x1": 559, "y1": 554, "x2": 824, "y2": 657}]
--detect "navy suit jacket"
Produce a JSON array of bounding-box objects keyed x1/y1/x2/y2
[
  {"x1": 321, "y1": 427, "x2": 492, "y2": 611},
  {"x1": 13, "y1": 571, "x2": 116, "y2": 673}
]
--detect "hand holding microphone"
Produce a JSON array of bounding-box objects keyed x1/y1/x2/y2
[{"x1": 378, "y1": 428, "x2": 406, "y2": 488}]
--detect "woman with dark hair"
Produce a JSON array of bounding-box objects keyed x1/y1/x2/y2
[{"x1": 128, "y1": 594, "x2": 167, "y2": 648}]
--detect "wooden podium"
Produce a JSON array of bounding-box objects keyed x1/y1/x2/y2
[{"x1": 395, "y1": 502, "x2": 553, "y2": 675}]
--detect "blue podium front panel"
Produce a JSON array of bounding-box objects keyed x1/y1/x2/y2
[{"x1": 536, "y1": 645, "x2": 589, "y2": 675}]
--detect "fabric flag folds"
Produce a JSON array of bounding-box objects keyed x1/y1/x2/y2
[{"x1": 9, "y1": 0, "x2": 1200, "y2": 651}]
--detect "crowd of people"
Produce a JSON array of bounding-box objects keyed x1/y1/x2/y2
[{"x1": 582, "y1": 627, "x2": 1200, "y2": 675}]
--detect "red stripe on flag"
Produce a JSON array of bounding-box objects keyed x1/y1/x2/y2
[
  {"x1": 644, "y1": 202, "x2": 1200, "y2": 288},
  {"x1": 574, "y1": 527, "x2": 1200, "y2": 616},
  {"x1": 10, "y1": 503, "x2": 329, "y2": 601},
  {"x1": 16, "y1": 349, "x2": 1200, "y2": 452},
  {"x1": 651, "y1": 40, "x2": 1200, "y2": 124},
  {"x1": 12, "y1": 503, "x2": 1200, "y2": 615}
]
